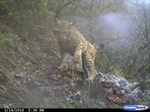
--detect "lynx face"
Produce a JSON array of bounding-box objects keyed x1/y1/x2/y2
[
  {"x1": 53, "y1": 20, "x2": 71, "y2": 40},
  {"x1": 53, "y1": 19, "x2": 97, "y2": 82}
]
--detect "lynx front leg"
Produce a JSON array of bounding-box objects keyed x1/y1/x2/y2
[
  {"x1": 85, "y1": 66, "x2": 96, "y2": 83},
  {"x1": 84, "y1": 46, "x2": 97, "y2": 83},
  {"x1": 73, "y1": 44, "x2": 83, "y2": 69},
  {"x1": 58, "y1": 51, "x2": 67, "y2": 71},
  {"x1": 83, "y1": 54, "x2": 96, "y2": 82}
]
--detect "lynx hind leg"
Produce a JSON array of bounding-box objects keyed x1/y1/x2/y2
[{"x1": 84, "y1": 46, "x2": 96, "y2": 82}]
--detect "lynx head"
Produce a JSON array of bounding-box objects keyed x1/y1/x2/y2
[{"x1": 53, "y1": 19, "x2": 72, "y2": 40}]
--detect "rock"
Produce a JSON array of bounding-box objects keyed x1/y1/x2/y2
[
  {"x1": 97, "y1": 71, "x2": 144, "y2": 104},
  {"x1": 15, "y1": 71, "x2": 27, "y2": 79}
]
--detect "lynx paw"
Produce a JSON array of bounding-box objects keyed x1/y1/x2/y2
[{"x1": 57, "y1": 64, "x2": 67, "y2": 71}]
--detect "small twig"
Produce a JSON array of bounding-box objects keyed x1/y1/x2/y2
[
  {"x1": 5, "y1": 56, "x2": 18, "y2": 67},
  {"x1": 87, "y1": 80, "x2": 91, "y2": 106}
]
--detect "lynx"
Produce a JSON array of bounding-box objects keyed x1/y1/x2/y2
[{"x1": 53, "y1": 19, "x2": 97, "y2": 82}]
